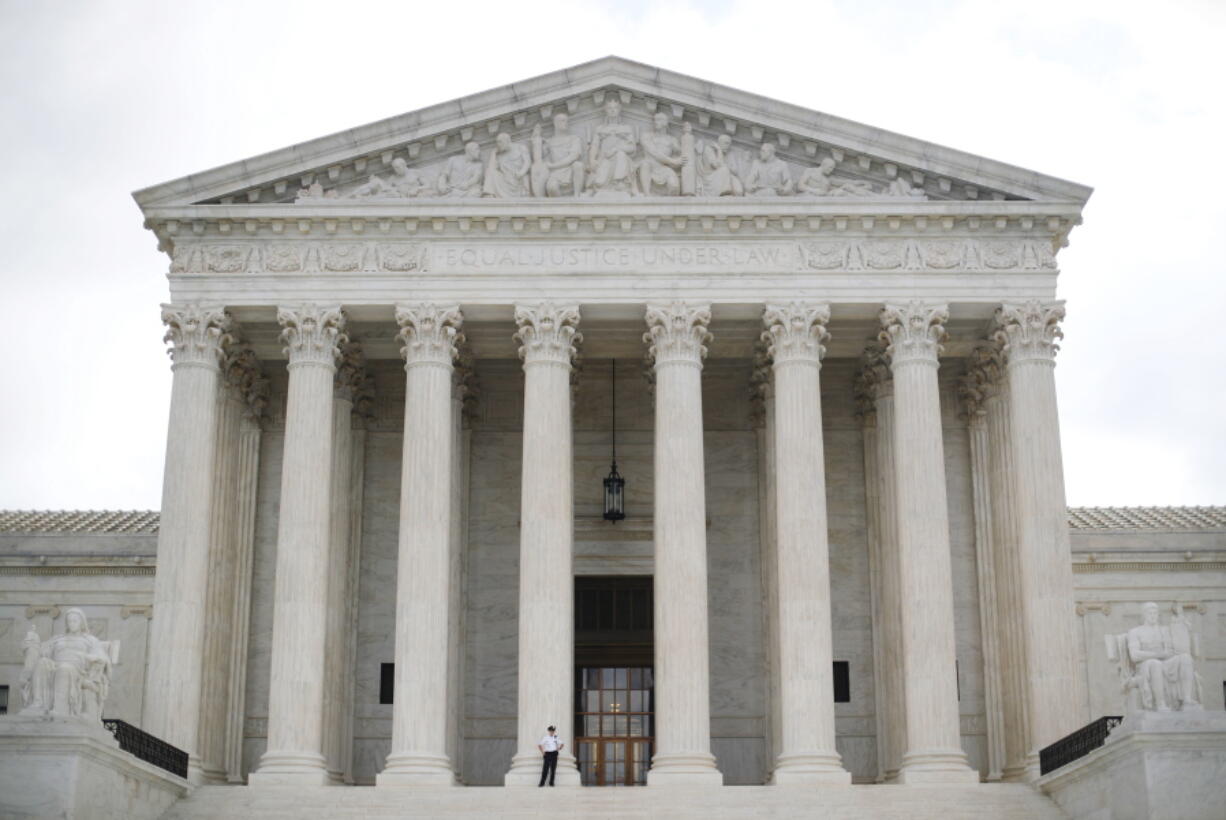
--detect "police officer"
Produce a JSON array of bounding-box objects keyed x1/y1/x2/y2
[{"x1": 537, "y1": 725, "x2": 563, "y2": 787}]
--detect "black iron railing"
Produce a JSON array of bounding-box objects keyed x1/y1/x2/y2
[
  {"x1": 102, "y1": 718, "x2": 188, "y2": 779},
  {"x1": 1039, "y1": 715, "x2": 1123, "y2": 775}
]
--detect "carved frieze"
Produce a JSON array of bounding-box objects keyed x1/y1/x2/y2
[{"x1": 166, "y1": 237, "x2": 1057, "y2": 276}]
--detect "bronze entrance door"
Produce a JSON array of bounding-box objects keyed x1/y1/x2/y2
[
  {"x1": 574, "y1": 576, "x2": 654, "y2": 786},
  {"x1": 575, "y1": 666, "x2": 653, "y2": 786}
]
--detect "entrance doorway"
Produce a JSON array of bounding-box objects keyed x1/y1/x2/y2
[{"x1": 574, "y1": 576, "x2": 653, "y2": 787}]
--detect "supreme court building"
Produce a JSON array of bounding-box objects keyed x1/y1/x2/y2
[{"x1": 5, "y1": 57, "x2": 1225, "y2": 817}]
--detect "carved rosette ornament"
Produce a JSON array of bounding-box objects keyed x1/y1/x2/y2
[
  {"x1": 853, "y1": 346, "x2": 892, "y2": 425},
  {"x1": 334, "y1": 342, "x2": 368, "y2": 402},
  {"x1": 763, "y1": 302, "x2": 831, "y2": 366},
  {"x1": 161, "y1": 304, "x2": 232, "y2": 370},
  {"x1": 878, "y1": 301, "x2": 949, "y2": 368},
  {"x1": 278, "y1": 305, "x2": 347, "y2": 369},
  {"x1": 513, "y1": 303, "x2": 582, "y2": 367},
  {"x1": 643, "y1": 302, "x2": 713, "y2": 368},
  {"x1": 395, "y1": 303, "x2": 463, "y2": 368},
  {"x1": 993, "y1": 300, "x2": 1065, "y2": 366}
]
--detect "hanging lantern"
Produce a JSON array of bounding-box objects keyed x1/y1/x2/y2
[{"x1": 603, "y1": 359, "x2": 626, "y2": 521}]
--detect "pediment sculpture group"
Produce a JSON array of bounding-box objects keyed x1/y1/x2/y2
[
  {"x1": 297, "y1": 99, "x2": 929, "y2": 202},
  {"x1": 12, "y1": 608, "x2": 118, "y2": 723}
]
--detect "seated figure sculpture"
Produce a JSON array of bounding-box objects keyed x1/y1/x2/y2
[
  {"x1": 586, "y1": 98, "x2": 638, "y2": 197},
  {"x1": 637, "y1": 112, "x2": 687, "y2": 196},
  {"x1": 744, "y1": 143, "x2": 793, "y2": 196},
  {"x1": 19, "y1": 608, "x2": 118, "y2": 722},
  {"x1": 483, "y1": 131, "x2": 532, "y2": 198},
  {"x1": 436, "y1": 141, "x2": 485, "y2": 198},
  {"x1": 530, "y1": 113, "x2": 586, "y2": 198},
  {"x1": 1123, "y1": 601, "x2": 1203, "y2": 712}
]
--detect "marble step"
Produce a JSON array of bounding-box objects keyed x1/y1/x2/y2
[{"x1": 164, "y1": 783, "x2": 1069, "y2": 819}]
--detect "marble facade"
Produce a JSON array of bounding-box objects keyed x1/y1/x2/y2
[{"x1": 4, "y1": 58, "x2": 1225, "y2": 815}]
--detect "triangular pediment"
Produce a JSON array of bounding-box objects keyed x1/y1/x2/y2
[{"x1": 133, "y1": 56, "x2": 1090, "y2": 209}]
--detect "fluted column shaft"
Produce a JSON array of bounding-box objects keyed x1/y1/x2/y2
[
  {"x1": 506, "y1": 304, "x2": 582, "y2": 786},
  {"x1": 995, "y1": 301, "x2": 1085, "y2": 775},
  {"x1": 252, "y1": 305, "x2": 346, "y2": 786},
  {"x1": 378, "y1": 304, "x2": 463, "y2": 786},
  {"x1": 224, "y1": 411, "x2": 264, "y2": 782},
  {"x1": 752, "y1": 356, "x2": 782, "y2": 773},
  {"x1": 196, "y1": 378, "x2": 243, "y2": 784},
  {"x1": 874, "y1": 382, "x2": 907, "y2": 781},
  {"x1": 144, "y1": 305, "x2": 231, "y2": 780},
  {"x1": 764, "y1": 303, "x2": 849, "y2": 784},
  {"x1": 965, "y1": 402, "x2": 1006, "y2": 781},
  {"x1": 880, "y1": 302, "x2": 977, "y2": 784},
  {"x1": 984, "y1": 386, "x2": 1030, "y2": 780},
  {"x1": 323, "y1": 344, "x2": 364, "y2": 784},
  {"x1": 644, "y1": 303, "x2": 722, "y2": 786}
]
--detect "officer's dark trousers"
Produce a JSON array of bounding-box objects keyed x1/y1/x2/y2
[{"x1": 539, "y1": 751, "x2": 558, "y2": 786}]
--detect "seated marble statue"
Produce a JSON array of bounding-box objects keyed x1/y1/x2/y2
[
  {"x1": 697, "y1": 134, "x2": 744, "y2": 196},
  {"x1": 1124, "y1": 601, "x2": 1202, "y2": 712},
  {"x1": 886, "y1": 175, "x2": 928, "y2": 199},
  {"x1": 19, "y1": 608, "x2": 118, "y2": 722},
  {"x1": 530, "y1": 113, "x2": 586, "y2": 197},
  {"x1": 483, "y1": 132, "x2": 532, "y2": 198},
  {"x1": 435, "y1": 141, "x2": 484, "y2": 198},
  {"x1": 637, "y1": 112, "x2": 687, "y2": 196},
  {"x1": 586, "y1": 98, "x2": 638, "y2": 198},
  {"x1": 796, "y1": 157, "x2": 876, "y2": 197},
  {"x1": 744, "y1": 143, "x2": 793, "y2": 196},
  {"x1": 347, "y1": 158, "x2": 430, "y2": 199}
]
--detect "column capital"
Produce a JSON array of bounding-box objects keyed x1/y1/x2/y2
[
  {"x1": 853, "y1": 345, "x2": 892, "y2": 425},
  {"x1": 396, "y1": 303, "x2": 463, "y2": 368},
  {"x1": 334, "y1": 342, "x2": 368, "y2": 403},
  {"x1": 161, "y1": 304, "x2": 232, "y2": 371},
  {"x1": 513, "y1": 303, "x2": 581, "y2": 367},
  {"x1": 278, "y1": 305, "x2": 347, "y2": 369},
  {"x1": 958, "y1": 344, "x2": 1004, "y2": 421},
  {"x1": 762, "y1": 302, "x2": 831, "y2": 366},
  {"x1": 878, "y1": 301, "x2": 948, "y2": 368},
  {"x1": 749, "y1": 342, "x2": 772, "y2": 429},
  {"x1": 644, "y1": 302, "x2": 712, "y2": 368},
  {"x1": 224, "y1": 346, "x2": 270, "y2": 420},
  {"x1": 994, "y1": 300, "x2": 1065, "y2": 365}
]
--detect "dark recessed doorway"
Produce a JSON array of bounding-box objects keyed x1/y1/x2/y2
[{"x1": 574, "y1": 576, "x2": 653, "y2": 786}]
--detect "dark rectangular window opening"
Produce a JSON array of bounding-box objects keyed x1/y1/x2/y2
[
  {"x1": 0, "y1": 684, "x2": 8, "y2": 715},
  {"x1": 380, "y1": 663, "x2": 394, "y2": 705},
  {"x1": 833, "y1": 661, "x2": 850, "y2": 703}
]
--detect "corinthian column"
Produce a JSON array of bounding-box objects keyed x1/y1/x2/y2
[
  {"x1": 378, "y1": 304, "x2": 463, "y2": 786},
  {"x1": 994, "y1": 301, "x2": 1085, "y2": 776},
  {"x1": 644, "y1": 302, "x2": 722, "y2": 786},
  {"x1": 251, "y1": 305, "x2": 347, "y2": 786},
  {"x1": 879, "y1": 301, "x2": 976, "y2": 784},
  {"x1": 505, "y1": 304, "x2": 582, "y2": 787},
  {"x1": 144, "y1": 304, "x2": 231, "y2": 781},
  {"x1": 762, "y1": 303, "x2": 850, "y2": 784}
]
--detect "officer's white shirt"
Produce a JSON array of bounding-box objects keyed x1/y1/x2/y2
[{"x1": 539, "y1": 734, "x2": 561, "y2": 752}]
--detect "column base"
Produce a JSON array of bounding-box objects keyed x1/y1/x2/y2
[
  {"x1": 896, "y1": 749, "x2": 979, "y2": 785},
  {"x1": 647, "y1": 752, "x2": 723, "y2": 786},
  {"x1": 249, "y1": 750, "x2": 332, "y2": 787},
  {"x1": 771, "y1": 753, "x2": 852, "y2": 785},
  {"x1": 376, "y1": 753, "x2": 457, "y2": 786},
  {"x1": 504, "y1": 752, "x2": 581, "y2": 786}
]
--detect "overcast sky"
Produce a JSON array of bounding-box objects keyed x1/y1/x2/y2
[{"x1": 1, "y1": 0, "x2": 1223, "y2": 511}]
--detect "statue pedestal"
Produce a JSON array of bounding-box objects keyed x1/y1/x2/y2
[
  {"x1": 0, "y1": 715, "x2": 188, "y2": 820},
  {"x1": 1038, "y1": 711, "x2": 1226, "y2": 820}
]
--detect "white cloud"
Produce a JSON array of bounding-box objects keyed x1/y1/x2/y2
[{"x1": 0, "y1": 0, "x2": 1222, "y2": 507}]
